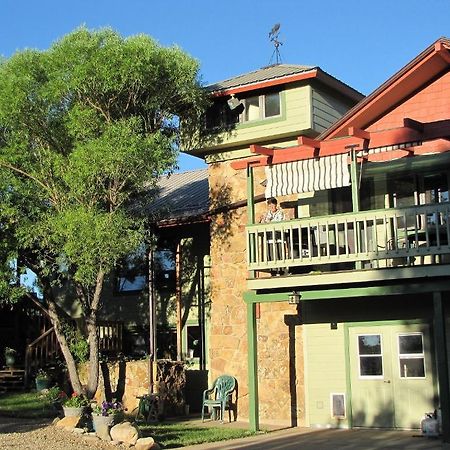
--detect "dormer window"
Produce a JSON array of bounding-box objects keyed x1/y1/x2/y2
[
  {"x1": 205, "y1": 90, "x2": 281, "y2": 130},
  {"x1": 242, "y1": 92, "x2": 281, "y2": 122}
]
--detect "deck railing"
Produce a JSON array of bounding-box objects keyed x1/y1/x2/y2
[{"x1": 247, "y1": 202, "x2": 450, "y2": 272}]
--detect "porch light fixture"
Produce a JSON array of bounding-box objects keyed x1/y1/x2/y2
[{"x1": 288, "y1": 291, "x2": 301, "y2": 305}]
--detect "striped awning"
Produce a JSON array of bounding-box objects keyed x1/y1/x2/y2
[{"x1": 264, "y1": 153, "x2": 350, "y2": 198}]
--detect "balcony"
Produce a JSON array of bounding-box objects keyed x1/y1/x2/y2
[{"x1": 246, "y1": 202, "x2": 450, "y2": 287}]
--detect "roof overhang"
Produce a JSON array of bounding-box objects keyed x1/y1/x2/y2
[
  {"x1": 209, "y1": 68, "x2": 363, "y2": 103},
  {"x1": 321, "y1": 38, "x2": 450, "y2": 140}
]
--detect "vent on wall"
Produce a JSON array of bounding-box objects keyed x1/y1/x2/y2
[{"x1": 331, "y1": 393, "x2": 346, "y2": 418}]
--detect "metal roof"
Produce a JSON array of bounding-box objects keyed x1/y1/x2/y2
[
  {"x1": 147, "y1": 168, "x2": 209, "y2": 222},
  {"x1": 206, "y1": 64, "x2": 316, "y2": 92}
]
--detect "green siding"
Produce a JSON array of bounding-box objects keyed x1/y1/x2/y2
[
  {"x1": 305, "y1": 323, "x2": 349, "y2": 427},
  {"x1": 311, "y1": 87, "x2": 353, "y2": 133},
  {"x1": 204, "y1": 85, "x2": 311, "y2": 151}
]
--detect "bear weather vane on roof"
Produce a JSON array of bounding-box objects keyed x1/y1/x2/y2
[{"x1": 269, "y1": 23, "x2": 283, "y2": 65}]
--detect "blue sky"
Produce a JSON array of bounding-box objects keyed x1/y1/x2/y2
[{"x1": 1, "y1": 0, "x2": 448, "y2": 171}]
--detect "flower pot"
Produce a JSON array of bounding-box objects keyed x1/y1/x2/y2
[
  {"x1": 63, "y1": 406, "x2": 84, "y2": 417},
  {"x1": 92, "y1": 414, "x2": 115, "y2": 431},
  {"x1": 5, "y1": 354, "x2": 16, "y2": 367},
  {"x1": 35, "y1": 378, "x2": 51, "y2": 391}
]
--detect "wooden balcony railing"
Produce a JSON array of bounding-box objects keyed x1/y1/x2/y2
[
  {"x1": 24, "y1": 321, "x2": 124, "y2": 385},
  {"x1": 247, "y1": 202, "x2": 450, "y2": 273}
]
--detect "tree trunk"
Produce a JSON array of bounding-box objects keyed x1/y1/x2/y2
[
  {"x1": 45, "y1": 293, "x2": 84, "y2": 394},
  {"x1": 85, "y1": 269, "x2": 105, "y2": 399}
]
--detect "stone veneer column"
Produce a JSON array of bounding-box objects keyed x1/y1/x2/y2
[{"x1": 208, "y1": 161, "x2": 305, "y2": 426}]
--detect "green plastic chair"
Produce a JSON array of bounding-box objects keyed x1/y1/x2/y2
[{"x1": 201, "y1": 375, "x2": 237, "y2": 422}]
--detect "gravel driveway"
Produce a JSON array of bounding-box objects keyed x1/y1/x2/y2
[{"x1": 0, "y1": 417, "x2": 121, "y2": 449}]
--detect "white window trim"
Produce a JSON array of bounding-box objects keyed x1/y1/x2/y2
[
  {"x1": 397, "y1": 332, "x2": 426, "y2": 379},
  {"x1": 357, "y1": 333, "x2": 384, "y2": 380}
]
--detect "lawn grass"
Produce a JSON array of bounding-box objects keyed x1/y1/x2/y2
[
  {"x1": 0, "y1": 392, "x2": 260, "y2": 448},
  {"x1": 139, "y1": 422, "x2": 259, "y2": 448},
  {"x1": 0, "y1": 391, "x2": 57, "y2": 418}
]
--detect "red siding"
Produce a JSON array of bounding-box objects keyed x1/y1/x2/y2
[{"x1": 367, "y1": 71, "x2": 450, "y2": 132}]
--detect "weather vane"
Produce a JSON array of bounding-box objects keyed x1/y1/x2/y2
[{"x1": 269, "y1": 23, "x2": 283, "y2": 65}]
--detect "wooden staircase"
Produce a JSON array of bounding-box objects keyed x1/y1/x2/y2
[{"x1": 0, "y1": 368, "x2": 26, "y2": 392}]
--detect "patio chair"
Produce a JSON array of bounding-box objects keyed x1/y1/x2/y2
[{"x1": 201, "y1": 375, "x2": 237, "y2": 422}]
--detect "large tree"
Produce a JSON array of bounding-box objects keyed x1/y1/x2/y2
[{"x1": 0, "y1": 27, "x2": 208, "y2": 396}]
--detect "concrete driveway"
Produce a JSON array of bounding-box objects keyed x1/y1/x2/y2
[{"x1": 184, "y1": 427, "x2": 448, "y2": 450}]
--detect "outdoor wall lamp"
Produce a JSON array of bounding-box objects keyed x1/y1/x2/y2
[{"x1": 288, "y1": 291, "x2": 301, "y2": 304}]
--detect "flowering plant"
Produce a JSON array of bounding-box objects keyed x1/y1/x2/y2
[
  {"x1": 41, "y1": 386, "x2": 66, "y2": 403},
  {"x1": 62, "y1": 392, "x2": 89, "y2": 408},
  {"x1": 4, "y1": 347, "x2": 17, "y2": 357},
  {"x1": 92, "y1": 400, "x2": 124, "y2": 416},
  {"x1": 35, "y1": 368, "x2": 50, "y2": 380}
]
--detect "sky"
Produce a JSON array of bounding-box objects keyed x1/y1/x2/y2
[{"x1": 1, "y1": 0, "x2": 448, "y2": 172}]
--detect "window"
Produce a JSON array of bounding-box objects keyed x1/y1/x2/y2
[
  {"x1": 242, "y1": 92, "x2": 280, "y2": 122},
  {"x1": 115, "y1": 245, "x2": 147, "y2": 293},
  {"x1": 358, "y1": 334, "x2": 383, "y2": 378},
  {"x1": 398, "y1": 333, "x2": 426, "y2": 378},
  {"x1": 205, "y1": 91, "x2": 281, "y2": 129},
  {"x1": 186, "y1": 325, "x2": 201, "y2": 358},
  {"x1": 154, "y1": 249, "x2": 176, "y2": 290}
]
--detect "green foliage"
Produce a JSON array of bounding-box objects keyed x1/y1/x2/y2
[
  {"x1": 0, "y1": 25, "x2": 208, "y2": 392},
  {"x1": 62, "y1": 392, "x2": 89, "y2": 408},
  {"x1": 35, "y1": 368, "x2": 50, "y2": 380},
  {"x1": 61, "y1": 323, "x2": 89, "y2": 363},
  {"x1": 0, "y1": 25, "x2": 207, "y2": 295},
  {"x1": 41, "y1": 385, "x2": 64, "y2": 403}
]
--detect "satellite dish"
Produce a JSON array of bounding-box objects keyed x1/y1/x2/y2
[{"x1": 227, "y1": 95, "x2": 242, "y2": 110}]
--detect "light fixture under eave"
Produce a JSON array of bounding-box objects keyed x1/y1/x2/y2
[
  {"x1": 227, "y1": 95, "x2": 242, "y2": 110},
  {"x1": 288, "y1": 291, "x2": 301, "y2": 304}
]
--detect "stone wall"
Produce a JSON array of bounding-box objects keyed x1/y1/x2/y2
[
  {"x1": 79, "y1": 359, "x2": 187, "y2": 417},
  {"x1": 208, "y1": 161, "x2": 305, "y2": 426}
]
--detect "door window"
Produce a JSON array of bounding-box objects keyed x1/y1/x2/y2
[
  {"x1": 398, "y1": 333, "x2": 426, "y2": 378},
  {"x1": 358, "y1": 334, "x2": 383, "y2": 378}
]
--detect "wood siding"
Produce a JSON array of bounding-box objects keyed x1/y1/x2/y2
[
  {"x1": 206, "y1": 85, "x2": 312, "y2": 151},
  {"x1": 311, "y1": 86, "x2": 352, "y2": 133},
  {"x1": 304, "y1": 323, "x2": 348, "y2": 427}
]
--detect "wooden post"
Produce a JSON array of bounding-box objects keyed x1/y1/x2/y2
[
  {"x1": 433, "y1": 291, "x2": 450, "y2": 442},
  {"x1": 176, "y1": 241, "x2": 183, "y2": 361},
  {"x1": 246, "y1": 298, "x2": 259, "y2": 431},
  {"x1": 148, "y1": 244, "x2": 155, "y2": 394}
]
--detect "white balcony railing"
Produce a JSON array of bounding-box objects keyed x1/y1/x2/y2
[{"x1": 246, "y1": 203, "x2": 450, "y2": 273}]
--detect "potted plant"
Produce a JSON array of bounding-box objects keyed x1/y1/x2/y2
[
  {"x1": 35, "y1": 368, "x2": 52, "y2": 391},
  {"x1": 91, "y1": 401, "x2": 124, "y2": 431},
  {"x1": 61, "y1": 392, "x2": 89, "y2": 417},
  {"x1": 4, "y1": 347, "x2": 17, "y2": 368}
]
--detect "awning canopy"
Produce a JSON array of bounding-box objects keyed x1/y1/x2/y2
[{"x1": 264, "y1": 153, "x2": 350, "y2": 198}]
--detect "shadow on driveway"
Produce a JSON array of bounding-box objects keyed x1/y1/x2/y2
[{"x1": 184, "y1": 427, "x2": 447, "y2": 450}]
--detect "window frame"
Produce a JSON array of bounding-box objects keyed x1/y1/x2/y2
[
  {"x1": 240, "y1": 91, "x2": 281, "y2": 123},
  {"x1": 115, "y1": 245, "x2": 148, "y2": 295},
  {"x1": 397, "y1": 332, "x2": 426, "y2": 379},
  {"x1": 357, "y1": 333, "x2": 384, "y2": 380}
]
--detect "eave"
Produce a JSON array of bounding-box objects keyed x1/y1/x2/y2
[
  {"x1": 230, "y1": 118, "x2": 450, "y2": 169},
  {"x1": 209, "y1": 68, "x2": 363, "y2": 103},
  {"x1": 321, "y1": 38, "x2": 450, "y2": 140}
]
